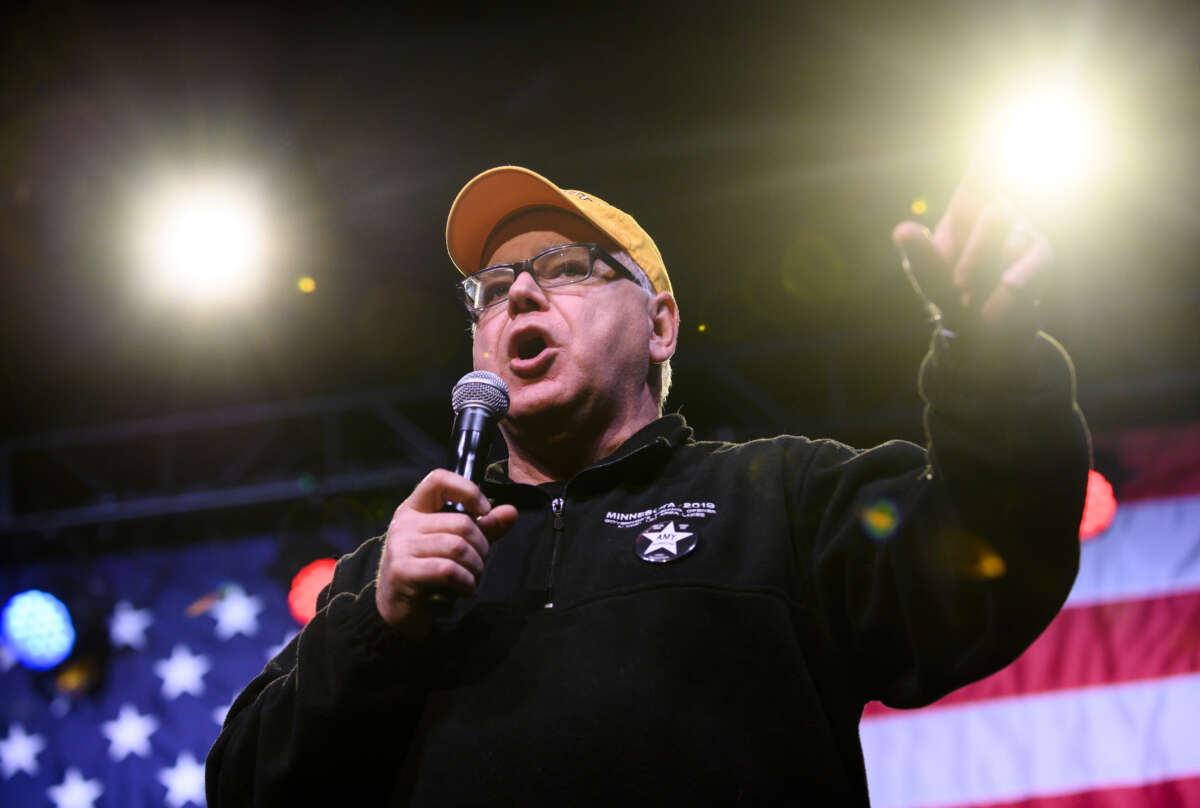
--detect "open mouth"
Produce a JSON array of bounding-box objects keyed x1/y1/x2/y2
[{"x1": 516, "y1": 333, "x2": 548, "y2": 361}]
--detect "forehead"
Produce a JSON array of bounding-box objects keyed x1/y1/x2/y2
[{"x1": 481, "y1": 207, "x2": 619, "y2": 267}]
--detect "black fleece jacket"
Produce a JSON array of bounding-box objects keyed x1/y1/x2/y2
[{"x1": 207, "y1": 330, "x2": 1090, "y2": 806}]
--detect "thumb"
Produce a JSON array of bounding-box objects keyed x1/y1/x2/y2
[{"x1": 477, "y1": 504, "x2": 518, "y2": 543}]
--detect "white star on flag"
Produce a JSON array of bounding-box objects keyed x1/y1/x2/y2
[
  {"x1": 158, "y1": 751, "x2": 206, "y2": 808},
  {"x1": 0, "y1": 643, "x2": 15, "y2": 672},
  {"x1": 210, "y1": 584, "x2": 263, "y2": 640},
  {"x1": 100, "y1": 704, "x2": 159, "y2": 761},
  {"x1": 50, "y1": 696, "x2": 70, "y2": 718},
  {"x1": 109, "y1": 601, "x2": 153, "y2": 649},
  {"x1": 47, "y1": 767, "x2": 103, "y2": 808},
  {"x1": 264, "y1": 629, "x2": 297, "y2": 660},
  {"x1": 1, "y1": 722, "x2": 46, "y2": 779},
  {"x1": 641, "y1": 521, "x2": 694, "y2": 556},
  {"x1": 154, "y1": 645, "x2": 211, "y2": 700},
  {"x1": 213, "y1": 701, "x2": 232, "y2": 727}
]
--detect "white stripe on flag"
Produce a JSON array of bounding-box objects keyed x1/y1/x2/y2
[
  {"x1": 1066, "y1": 493, "x2": 1200, "y2": 608},
  {"x1": 860, "y1": 672, "x2": 1200, "y2": 808}
]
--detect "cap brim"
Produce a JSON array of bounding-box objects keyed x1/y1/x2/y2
[{"x1": 446, "y1": 166, "x2": 584, "y2": 274}]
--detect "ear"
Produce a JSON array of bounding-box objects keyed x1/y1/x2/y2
[{"x1": 646, "y1": 292, "x2": 679, "y2": 364}]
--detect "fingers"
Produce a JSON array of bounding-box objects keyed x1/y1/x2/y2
[
  {"x1": 393, "y1": 555, "x2": 479, "y2": 599},
  {"x1": 376, "y1": 474, "x2": 519, "y2": 631},
  {"x1": 896, "y1": 160, "x2": 1053, "y2": 330},
  {"x1": 405, "y1": 469, "x2": 493, "y2": 517},
  {"x1": 1001, "y1": 219, "x2": 1048, "y2": 268},
  {"x1": 951, "y1": 200, "x2": 1016, "y2": 309},
  {"x1": 376, "y1": 521, "x2": 488, "y2": 620},
  {"x1": 1001, "y1": 229, "x2": 1052, "y2": 290},
  {"x1": 415, "y1": 510, "x2": 494, "y2": 561},
  {"x1": 931, "y1": 158, "x2": 990, "y2": 266},
  {"x1": 381, "y1": 482, "x2": 516, "y2": 597},
  {"x1": 979, "y1": 233, "x2": 1053, "y2": 327},
  {"x1": 477, "y1": 504, "x2": 518, "y2": 543},
  {"x1": 405, "y1": 531, "x2": 486, "y2": 580}
]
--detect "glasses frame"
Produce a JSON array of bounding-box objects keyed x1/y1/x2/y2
[{"x1": 459, "y1": 242, "x2": 637, "y2": 319}]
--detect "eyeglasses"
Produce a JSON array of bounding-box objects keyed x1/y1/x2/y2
[{"x1": 459, "y1": 242, "x2": 637, "y2": 318}]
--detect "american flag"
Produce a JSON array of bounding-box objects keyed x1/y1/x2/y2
[
  {"x1": 1, "y1": 537, "x2": 310, "y2": 807},
  {"x1": 2, "y1": 424, "x2": 1198, "y2": 807},
  {"x1": 861, "y1": 424, "x2": 1200, "y2": 806}
]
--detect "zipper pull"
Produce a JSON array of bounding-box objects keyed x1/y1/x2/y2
[{"x1": 545, "y1": 497, "x2": 566, "y2": 610}]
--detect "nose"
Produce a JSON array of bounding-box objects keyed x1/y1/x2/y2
[{"x1": 506, "y1": 267, "x2": 549, "y2": 315}]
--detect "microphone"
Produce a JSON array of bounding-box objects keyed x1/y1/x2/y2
[
  {"x1": 427, "y1": 371, "x2": 509, "y2": 613},
  {"x1": 445, "y1": 370, "x2": 509, "y2": 502}
]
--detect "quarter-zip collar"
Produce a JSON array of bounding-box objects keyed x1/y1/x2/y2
[
  {"x1": 483, "y1": 413, "x2": 693, "y2": 489},
  {"x1": 477, "y1": 414, "x2": 692, "y2": 611}
]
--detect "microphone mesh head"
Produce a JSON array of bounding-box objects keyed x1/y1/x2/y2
[{"x1": 451, "y1": 370, "x2": 510, "y2": 416}]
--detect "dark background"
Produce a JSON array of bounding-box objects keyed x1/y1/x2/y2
[{"x1": 2, "y1": 1, "x2": 1197, "y2": 552}]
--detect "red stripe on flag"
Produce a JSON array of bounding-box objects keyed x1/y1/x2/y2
[
  {"x1": 963, "y1": 775, "x2": 1200, "y2": 808},
  {"x1": 863, "y1": 588, "x2": 1200, "y2": 717},
  {"x1": 1096, "y1": 424, "x2": 1200, "y2": 502}
]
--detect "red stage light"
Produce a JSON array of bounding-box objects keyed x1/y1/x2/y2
[
  {"x1": 288, "y1": 558, "x2": 337, "y2": 625},
  {"x1": 1079, "y1": 469, "x2": 1117, "y2": 541}
]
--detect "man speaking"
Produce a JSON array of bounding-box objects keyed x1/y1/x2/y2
[{"x1": 207, "y1": 165, "x2": 1089, "y2": 805}]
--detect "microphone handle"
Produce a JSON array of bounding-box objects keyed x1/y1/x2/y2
[{"x1": 428, "y1": 406, "x2": 497, "y2": 614}]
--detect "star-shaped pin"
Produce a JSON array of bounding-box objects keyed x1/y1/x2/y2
[
  {"x1": 100, "y1": 704, "x2": 159, "y2": 761},
  {"x1": 47, "y1": 767, "x2": 103, "y2": 808},
  {"x1": 210, "y1": 584, "x2": 264, "y2": 640},
  {"x1": 158, "y1": 751, "x2": 206, "y2": 808},
  {"x1": 1, "y1": 723, "x2": 46, "y2": 779},
  {"x1": 154, "y1": 645, "x2": 211, "y2": 700},
  {"x1": 641, "y1": 521, "x2": 694, "y2": 556},
  {"x1": 109, "y1": 601, "x2": 153, "y2": 650}
]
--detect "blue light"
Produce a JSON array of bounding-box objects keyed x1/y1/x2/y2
[{"x1": 1, "y1": 590, "x2": 76, "y2": 670}]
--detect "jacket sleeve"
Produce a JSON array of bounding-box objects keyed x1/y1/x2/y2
[
  {"x1": 793, "y1": 329, "x2": 1090, "y2": 709},
  {"x1": 205, "y1": 535, "x2": 435, "y2": 806}
]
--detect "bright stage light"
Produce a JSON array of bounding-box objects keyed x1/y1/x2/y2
[
  {"x1": 1080, "y1": 469, "x2": 1117, "y2": 541},
  {"x1": 132, "y1": 172, "x2": 271, "y2": 304},
  {"x1": 982, "y1": 79, "x2": 1109, "y2": 200},
  {"x1": 288, "y1": 558, "x2": 337, "y2": 626}
]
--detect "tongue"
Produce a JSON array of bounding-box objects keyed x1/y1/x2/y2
[{"x1": 518, "y1": 337, "x2": 547, "y2": 360}]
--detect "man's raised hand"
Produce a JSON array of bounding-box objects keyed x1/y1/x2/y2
[
  {"x1": 891, "y1": 164, "x2": 1052, "y2": 334},
  {"x1": 375, "y1": 469, "x2": 518, "y2": 640}
]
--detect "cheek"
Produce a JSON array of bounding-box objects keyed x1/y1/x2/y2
[
  {"x1": 580, "y1": 304, "x2": 650, "y2": 366},
  {"x1": 472, "y1": 326, "x2": 502, "y2": 368}
]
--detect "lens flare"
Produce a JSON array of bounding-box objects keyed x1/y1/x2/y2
[
  {"x1": 974, "y1": 551, "x2": 1008, "y2": 579},
  {"x1": 861, "y1": 499, "x2": 900, "y2": 541},
  {"x1": 1, "y1": 590, "x2": 76, "y2": 671}
]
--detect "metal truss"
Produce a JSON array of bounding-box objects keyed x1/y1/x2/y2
[
  {"x1": 3, "y1": 335, "x2": 1199, "y2": 541},
  {"x1": 1, "y1": 372, "x2": 457, "y2": 537}
]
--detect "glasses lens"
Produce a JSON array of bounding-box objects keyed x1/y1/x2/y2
[
  {"x1": 465, "y1": 268, "x2": 515, "y2": 311},
  {"x1": 463, "y1": 245, "x2": 595, "y2": 313},
  {"x1": 533, "y1": 245, "x2": 592, "y2": 287}
]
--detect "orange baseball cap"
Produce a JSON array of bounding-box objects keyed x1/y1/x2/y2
[{"x1": 445, "y1": 165, "x2": 672, "y2": 295}]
